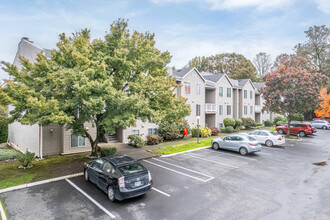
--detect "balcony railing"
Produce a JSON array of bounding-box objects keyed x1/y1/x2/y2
[
  {"x1": 255, "y1": 105, "x2": 262, "y2": 113},
  {"x1": 205, "y1": 103, "x2": 216, "y2": 113}
]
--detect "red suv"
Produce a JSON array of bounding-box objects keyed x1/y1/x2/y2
[{"x1": 276, "y1": 123, "x2": 313, "y2": 137}]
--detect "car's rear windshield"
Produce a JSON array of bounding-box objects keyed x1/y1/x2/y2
[
  {"x1": 270, "y1": 131, "x2": 278, "y2": 135},
  {"x1": 118, "y1": 163, "x2": 146, "y2": 175},
  {"x1": 247, "y1": 136, "x2": 256, "y2": 141}
]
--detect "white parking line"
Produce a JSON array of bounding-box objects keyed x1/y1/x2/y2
[
  {"x1": 182, "y1": 154, "x2": 239, "y2": 169},
  {"x1": 0, "y1": 200, "x2": 7, "y2": 220},
  {"x1": 263, "y1": 147, "x2": 283, "y2": 151},
  {"x1": 152, "y1": 187, "x2": 170, "y2": 197},
  {"x1": 65, "y1": 179, "x2": 116, "y2": 219},
  {"x1": 256, "y1": 152, "x2": 272, "y2": 156},
  {"x1": 143, "y1": 160, "x2": 212, "y2": 183},
  {"x1": 203, "y1": 149, "x2": 257, "y2": 161},
  {"x1": 151, "y1": 158, "x2": 214, "y2": 178}
]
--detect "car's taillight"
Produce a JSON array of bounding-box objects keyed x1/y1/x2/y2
[
  {"x1": 148, "y1": 171, "x2": 152, "y2": 182},
  {"x1": 278, "y1": 138, "x2": 282, "y2": 140},
  {"x1": 249, "y1": 143, "x2": 255, "y2": 146},
  {"x1": 118, "y1": 177, "x2": 125, "y2": 189}
]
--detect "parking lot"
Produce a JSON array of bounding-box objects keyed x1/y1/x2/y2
[{"x1": 1, "y1": 130, "x2": 330, "y2": 220}]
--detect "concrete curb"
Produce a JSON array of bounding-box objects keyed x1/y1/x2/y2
[
  {"x1": 0, "y1": 199, "x2": 7, "y2": 220},
  {"x1": 0, "y1": 173, "x2": 83, "y2": 194},
  {"x1": 286, "y1": 138, "x2": 302, "y2": 142},
  {"x1": 160, "y1": 146, "x2": 211, "y2": 158}
]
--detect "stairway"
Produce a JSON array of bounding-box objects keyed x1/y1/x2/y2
[{"x1": 108, "y1": 134, "x2": 118, "y2": 143}]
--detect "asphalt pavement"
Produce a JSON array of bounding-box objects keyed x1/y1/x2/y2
[{"x1": 1, "y1": 129, "x2": 330, "y2": 220}]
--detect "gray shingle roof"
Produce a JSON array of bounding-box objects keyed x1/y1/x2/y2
[
  {"x1": 229, "y1": 78, "x2": 239, "y2": 87},
  {"x1": 203, "y1": 74, "x2": 224, "y2": 83},
  {"x1": 253, "y1": 82, "x2": 265, "y2": 89},
  {"x1": 172, "y1": 67, "x2": 194, "y2": 78},
  {"x1": 238, "y1": 79, "x2": 250, "y2": 87}
]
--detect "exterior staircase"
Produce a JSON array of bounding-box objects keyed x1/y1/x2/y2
[{"x1": 107, "y1": 134, "x2": 118, "y2": 143}]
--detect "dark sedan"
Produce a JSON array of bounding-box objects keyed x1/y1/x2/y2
[{"x1": 84, "y1": 156, "x2": 152, "y2": 202}]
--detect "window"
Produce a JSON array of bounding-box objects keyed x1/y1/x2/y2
[
  {"x1": 219, "y1": 87, "x2": 223, "y2": 97},
  {"x1": 184, "y1": 82, "x2": 191, "y2": 95},
  {"x1": 259, "y1": 131, "x2": 269, "y2": 136},
  {"x1": 118, "y1": 163, "x2": 146, "y2": 175},
  {"x1": 250, "y1": 106, "x2": 253, "y2": 114},
  {"x1": 250, "y1": 91, "x2": 253, "y2": 99},
  {"x1": 148, "y1": 128, "x2": 158, "y2": 135},
  {"x1": 102, "y1": 162, "x2": 115, "y2": 174},
  {"x1": 249, "y1": 131, "x2": 259, "y2": 135},
  {"x1": 71, "y1": 134, "x2": 85, "y2": 148},
  {"x1": 196, "y1": 104, "x2": 201, "y2": 116},
  {"x1": 219, "y1": 105, "x2": 223, "y2": 115},
  {"x1": 132, "y1": 130, "x2": 140, "y2": 135},
  {"x1": 227, "y1": 105, "x2": 231, "y2": 115},
  {"x1": 244, "y1": 90, "x2": 247, "y2": 99},
  {"x1": 219, "y1": 123, "x2": 224, "y2": 127},
  {"x1": 244, "y1": 106, "x2": 247, "y2": 115},
  {"x1": 196, "y1": 83, "x2": 201, "y2": 95},
  {"x1": 92, "y1": 159, "x2": 104, "y2": 169},
  {"x1": 227, "y1": 88, "x2": 231, "y2": 98}
]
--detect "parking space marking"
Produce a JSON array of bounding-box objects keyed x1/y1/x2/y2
[
  {"x1": 65, "y1": 179, "x2": 116, "y2": 219},
  {"x1": 143, "y1": 160, "x2": 212, "y2": 183},
  {"x1": 256, "y1": 152, "x2": 272, "y2": 156},
  {"x1": 183, "y1": 154, "x2": 239, "y2": 169},
  {"x1": 152, "y1": 187, "x2": 170, "y2": 197},
  {"x1": 0, "y1": 199, "x2": 7, "y2": 220},
  {"x1": 151, "y1": 158, "x2": 214, "y2": 179},
  {"x1": 263, "y1": 147, "x2": 283, "y2": 151},
  {"x1": 203, "y1": 149, "x2": 257, "y2": 161}
]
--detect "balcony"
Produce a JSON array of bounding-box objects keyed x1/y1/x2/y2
[
  {"x1": 255, "y1": 105, "x2": 262, "y2": 113},
  {"x1": 205, "y1": 103, "x2": 216, "y2": 114}
]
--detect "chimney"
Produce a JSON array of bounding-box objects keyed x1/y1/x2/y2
[{"x1": 21, "y1": 37, "x2": 33, "y2": 43}]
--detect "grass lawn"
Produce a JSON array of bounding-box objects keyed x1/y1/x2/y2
[
  {"x1": 148, "y1": 136, "x2": 223, "y2": 156},
  {"x1": 0, "y1": 153, "x2": 91, "y2": 190}
]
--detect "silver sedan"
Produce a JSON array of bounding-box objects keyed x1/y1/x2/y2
[{"x1": 211, "y1": 134, "x2": 261, "y2": 155}]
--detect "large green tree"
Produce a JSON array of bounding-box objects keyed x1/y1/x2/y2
[
  {"x1": 186, "y1": 53, "x2": 258, "y2": 81},
  {"x1": 260, "y1": 55, "x2": 328, "y2": 136},
  {"x1": 0, "y1": 19, "x2": 190, "y2": 155},
  {"x1": 294, "y1": 25, "x2": 330, "y2": 77}
]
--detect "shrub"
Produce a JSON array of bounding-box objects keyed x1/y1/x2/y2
[
  {"x1": 291, "y1": 113, "x2": 304, "y2": 121},
  {"x1": 225, "y1": 126, "x2": 234, "y2": 133},
  {"x1": 256, "y1": 123, "x2": 263, "y2": 126},
  {"x1": 233, "y1": 118, "x2": 242, "y2": 128},
  {"x1": 242, "y1": 117, "x2": 256, "y2": 129},
  {"x1": 146, "y1": 134, "x2": 163, "y2": 145},
  {"x1": 223, "y1": 118, "x2": 236, "y2": 127},
  {"x1": 100, "y1": 147, "x2": 117, "y2": 157},
  {"x1": 177, "y1": 119, "x2": 191, "y2": 137},
  {"x1": 264, "y1": 120, "x2": 272, "y2": 127},
  {"x1": 128, "y1": 135, "x2": 145, "y2": 148},
  {"x1": 17, "y1": 150, "x2": 35, "y2": 168},
  {"x1": 200, "y1": 127, "x2": 212, "y2": 137},
  {"x1": 191, "y1": 127, "x2": 200, "y2": 137},
  {"x1": 220, "y1": 127, "x2": 227, "y2": 133},
  {"x1": 273, "y1": 116, "x2": 286, "y2": 125},
  {"x1": 210, "y1": 127, "x2": 220, "y2": 136},
  {"x1": 0, "y1": 125, "x2": 8, "y2": 143},
  {"x1": 158, "y1": 122, "x2": 180, "y2": 140},
  {"x1": 0, "y1": 149, "x2": 21, "y2": 161}
]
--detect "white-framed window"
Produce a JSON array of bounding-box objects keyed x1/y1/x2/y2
[
  {"x1": 219, "y1": 105, "x2": 223, "y2": 115},
  {"x1": 219, "y1": 123, "x2": 224, "y2": 127},
  {"x1": 227, "y1": 88, "x2": 231, "y2": 98},
  {"x1": 219, "y1": 87, "x2": 223, "y2": 97},
  {"x1": 71, "y1": 134, "x2": 85, "y2": 148},
  {"x1": 250, "y1": 91, "x2": 253, "y2": 99},
  {"x1": 196, "y1": 83, "x2": 201, "y2": 95},
  {"x1": 132, "y1": 130, "x2": 140, "y2": 135},
  {"x1": 250, "y1": 106, "x2": 253, "y2": 114},
  {"x1": 244, "y1": 106, "x2": 248, "y2": 115},
  {"x1": 227, "y1": 105, "x2": 231, "y2": 115},
  {"x1": 196, "y1": 104, "x2": 201, "y2": 116},
  {"x1": 184, "y1": 82, "x2": 191, "y2": 95},
  {"x1": 244, "y1": 90, "x2": 247, "y2": 99},
  {"x1": 148, "y1": 128, "x2": 158, "y2": 135}
]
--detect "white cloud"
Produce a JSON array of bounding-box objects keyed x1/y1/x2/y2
[{"x1": 314, "y1": 0, "x2": 330, "y2": 13}]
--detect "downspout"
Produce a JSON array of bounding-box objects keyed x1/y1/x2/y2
[{"x1": 39, "y1": 126, "x2": 43, "y2": 159}]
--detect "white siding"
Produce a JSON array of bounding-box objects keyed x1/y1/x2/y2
[{"x1": 122, "y1": 120, "x2": 159, "y2": 144}]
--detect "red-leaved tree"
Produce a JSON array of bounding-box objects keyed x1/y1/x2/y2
[{"x1": 260, "y1": 55, "x2": 328, "y2": 136}]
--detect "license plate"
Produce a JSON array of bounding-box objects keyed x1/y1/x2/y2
[{"x1": 135, "y1": 181, "x2": 142, "y2": 187}]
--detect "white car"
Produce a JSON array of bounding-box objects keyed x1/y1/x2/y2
[{"x1": 246, "y1": 130, "x2": 285, "y2": 147}]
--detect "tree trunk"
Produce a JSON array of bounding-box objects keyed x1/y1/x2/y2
[
  {"x1": 286, "y1": 116, "x2": 291, "y2": 138},
  {"x1": 84, "y1": 117, "x2": 106, "y2": 156}
]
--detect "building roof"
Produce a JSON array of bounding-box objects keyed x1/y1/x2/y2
[
  {"x1": 172, "y1": 67, "x2": 195, "y2": 78},
  {"x1": 203, "y1": 74, "x2": 224, "y2": 83},
  {"x1": 230, "y1": 78, "x2": 239, "y2": 87},
  {"x1": 253, "y1": 82, "x2": 265, "y2": 89},
  {"x1": 238, "y1": 79, "x2": 250, "y2": 87}
]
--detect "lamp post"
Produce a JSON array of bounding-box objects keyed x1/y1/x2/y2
[{"x1": 197, "y1": 116, "x2": 200, "y2": 144}]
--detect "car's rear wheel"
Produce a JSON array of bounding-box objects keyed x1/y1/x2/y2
[
  {"x1": 299, "y1": 131, "x2": 306, "y2": 137},
  {"x1": 239, "y1": 147, "x2": 248, "y2": 156},
  {"x1": 84, "y1": 170, "x2": 89, "y2": 182},
  {"x1": 278, "y1": 129, "x2": 284, "y2": 134},
  {"x1": 108, "y1": 186, "x2": 115, "y2": 202},
  {"x1": 212, "y1": 142, "x2": 220, "y2": 150},
  {"x1": 265, "y1": 140, "x2": 273, "y2": 147},
  {"x1": 322, "y1": 126, "x2": 327, "y2": 130}
]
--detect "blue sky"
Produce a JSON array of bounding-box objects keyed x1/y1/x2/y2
[{"x1": 0, "y1": 0, "x2": 329, "y2": 81}]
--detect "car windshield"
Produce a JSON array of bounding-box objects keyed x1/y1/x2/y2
[
  {"x1": 270, "y1": 131, "x2": 278, "y2": 135},
  {"x1": 118, "y1": 163, "x2": 146, "y2": 175},
  {"x1": 247, "y1": 136, "x2": 256, "y2": 141}
]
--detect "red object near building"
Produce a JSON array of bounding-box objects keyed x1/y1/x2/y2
[{"x1": 183, "y1": 128, "x2": 188, "y2": 136}]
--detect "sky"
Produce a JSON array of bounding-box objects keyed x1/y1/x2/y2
[{"x1": 0, "y1": 0, "x2": 329, "y2": 81}]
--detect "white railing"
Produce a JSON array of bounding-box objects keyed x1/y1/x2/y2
[
  {"x1": 205, "y1": 103, "x2": 216, "y2": 113},
  {"x1": 255, "y1": 105, "x2": 262, "y2": 113}
]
